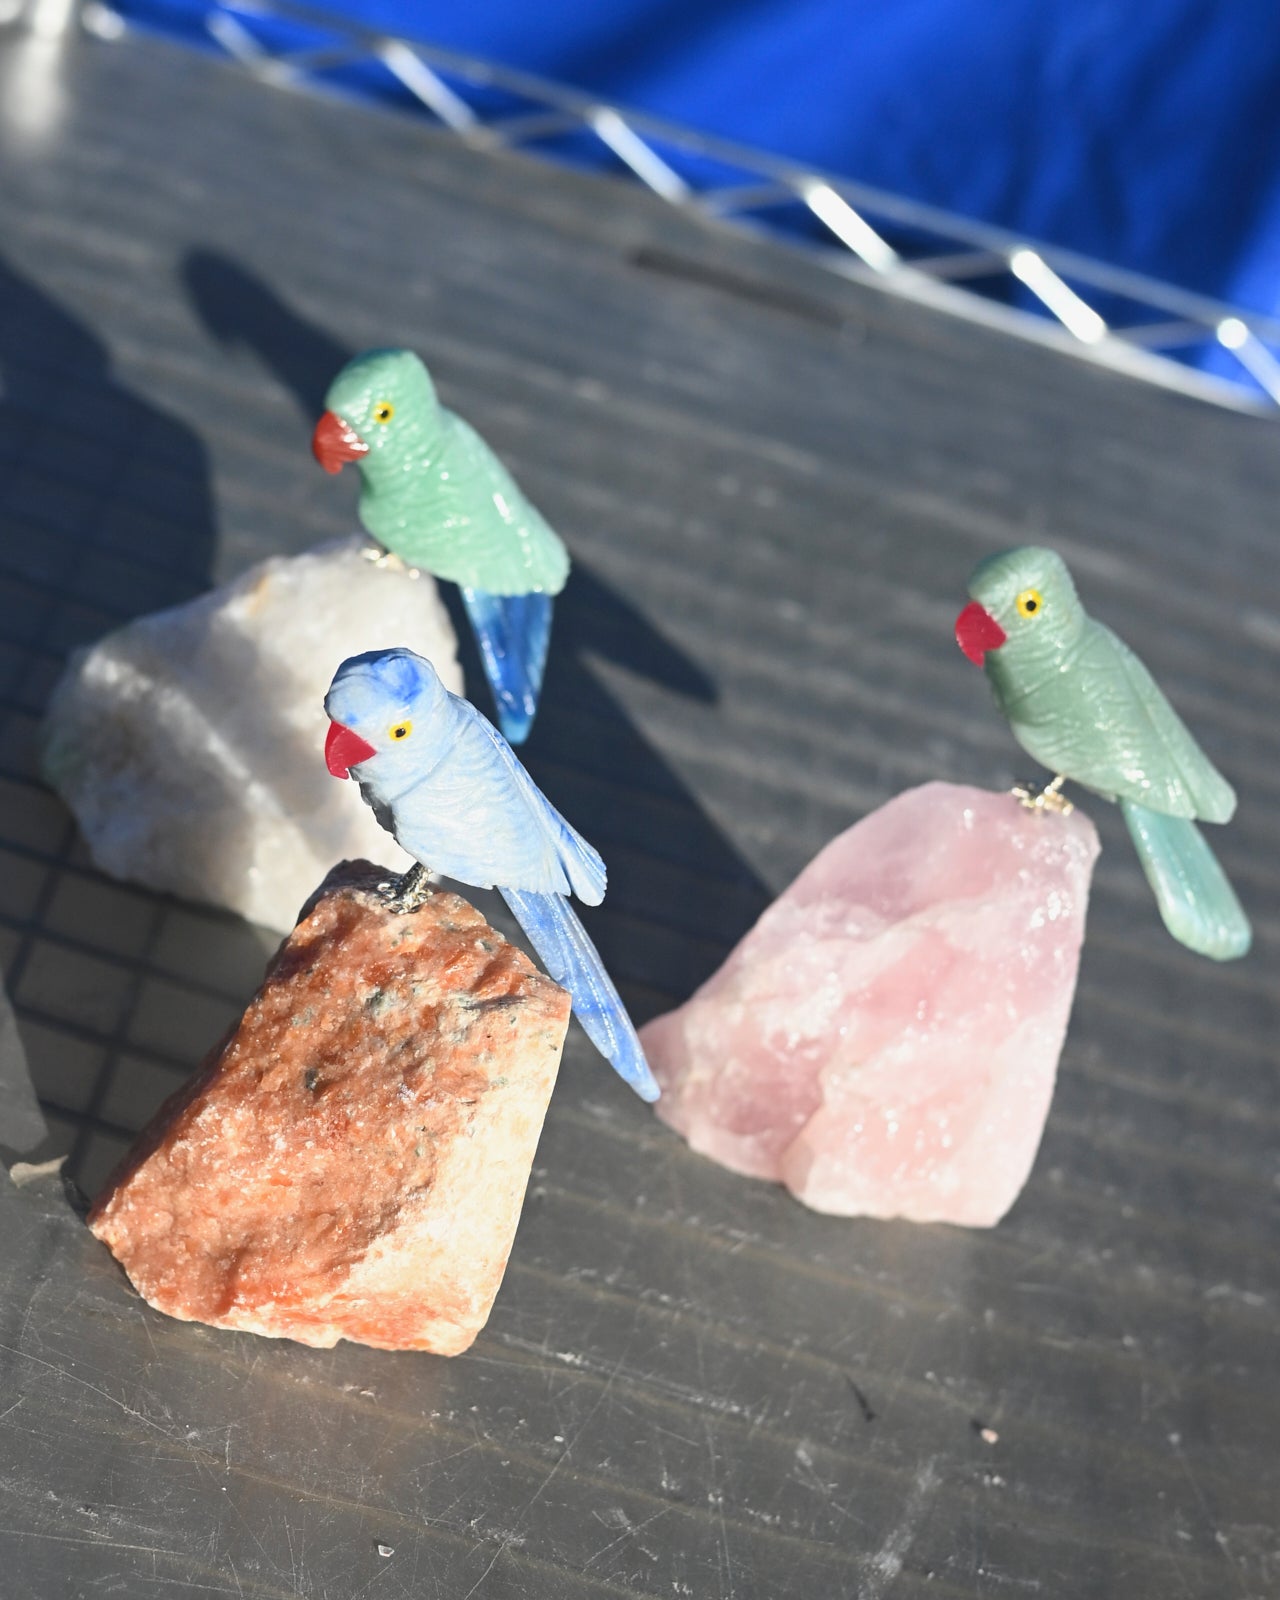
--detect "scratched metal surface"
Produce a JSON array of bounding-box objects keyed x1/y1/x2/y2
[{"x1": 1, "y1": 24, "x2": 1278, "y2": 1600}]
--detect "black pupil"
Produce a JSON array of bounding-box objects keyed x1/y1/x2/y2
[{"x1": 1025, "y1": 598, "x2": 1037, "y2": 612}]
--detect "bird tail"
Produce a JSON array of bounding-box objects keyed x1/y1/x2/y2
[
  {"x1": 500, "y1": 887, "x2": 660, "y2": 1102},
  {"x1": 460, "y1": 587, "x2": 554, "y2": 746},
  {"x1": 1120, "y1": 799, "x2": 1251, "y2": 961}
]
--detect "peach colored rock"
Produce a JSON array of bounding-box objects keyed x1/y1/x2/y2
[
  {"x1": 89, "y1": 862, "x2": 570, "y2": 1354},
  {"x1": 641, "y1": 784, "x2": 1099, "y2": 1227}
]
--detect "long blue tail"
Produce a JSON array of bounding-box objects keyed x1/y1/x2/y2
[
  {"x1": 460, "y1": 587, "x2": 554, "y2": 745},
  {"x1": 1121, "y1": 799, "x2": 1251, "y2": 961},
  {"x1": 501, "y1": 887, "x2": 660, "y2": 1102}
]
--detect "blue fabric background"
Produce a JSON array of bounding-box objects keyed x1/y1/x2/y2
[{"x1": 127, "y1": 0, "x2": 1280, "y2": 314}]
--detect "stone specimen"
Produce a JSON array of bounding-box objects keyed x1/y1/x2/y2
[
  {"x1": 41, "y1": 537, "x2": 463, "y2": 931},
  {"x1": 314, "y1": 348, "x2": 570, "y2": 743},
  {"x1": 641, "y1": 783, "x2": 1099, "y2": 1226},
  {"x1": 324, "y1": 646, "x2": 658, "y2": 1101},
  {"x1": 89, "y1": 862, "x2": 570, "y2": 1354},
  {"x1": 958, "y1": 545, "x2": 1248, "y2": 960}
]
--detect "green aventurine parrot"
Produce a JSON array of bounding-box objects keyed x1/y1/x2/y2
[
  {"x1": 956, "y1": 546, "x2": 1250, "y2": 961},
  {"x1": 312, "y1": 349, "x2": 570, "y2": 744}
]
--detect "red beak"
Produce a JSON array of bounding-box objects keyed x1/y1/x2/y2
[
  {"x1": 325, "y1": 721, "x2": 377, "y2": 779},
  {"x1": 312, "y1": 410, "x2": 369, "y2": 474},
  {"x1": 955, "y1": 601, "x2": 1007, "y2": 665}
]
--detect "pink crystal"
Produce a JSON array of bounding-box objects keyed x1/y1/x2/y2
[{"x1": 641, "y1": 783, "x2": 1099, "y2": 1226}]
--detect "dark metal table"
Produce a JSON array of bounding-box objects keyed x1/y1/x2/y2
[{"x1": 1, "y1": 25, "x2": 1277, "y2": 1599}]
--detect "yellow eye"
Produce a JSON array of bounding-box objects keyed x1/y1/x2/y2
[
  {"x1": 1016, "y1": 587, "x2": 1044, "y2": 619},
  {"x1": 372, "y1": 401, "x2": 395, "y2": 425},
  {"x1": 388, "y1": 720, "x2": 413, "y2": 742}
]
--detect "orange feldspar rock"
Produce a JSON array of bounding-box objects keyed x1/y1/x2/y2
[{"x1": 89, "y1": 862, "x2": 570, "y2": 1354}]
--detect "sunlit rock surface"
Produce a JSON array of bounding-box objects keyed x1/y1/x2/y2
[
  {"x1": 89, "y1": 862, "x2": 570, "y2": 1354},
  {"x1": 642, "y1": 783, "x2": 1099, "y2": 1226},
  {"x1": 41, "y1": 537, "x2": 463, "y2": 931}
]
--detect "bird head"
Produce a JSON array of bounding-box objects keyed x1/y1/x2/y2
[
  {"x1": 955, "y1": 546, "x2": 1084, "y2": 673},
  {"x1": 312, "y1": 349, "x2": 439, "y2": 477},
  {"x1": 323, "y1": 647, "x2": 448, "y2": 780}
]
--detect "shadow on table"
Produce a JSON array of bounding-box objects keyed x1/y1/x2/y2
[
  {"x1": 0, "y1": 252, "x2": 223, "y2": 1161},
  {"x1": 0, "y1": 254, "x2": 220, "y2": 635},
  {"x1": 182, "y1": 248, "x2": 771, "y2": 1006}
]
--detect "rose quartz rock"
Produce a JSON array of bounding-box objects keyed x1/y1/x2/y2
[
  {"x1": 642, "y1": 783, "x2": 1099, "y2": 1226},
  {"x1": 89, "y1": 862, "x2": 570, "y2": 1354}
]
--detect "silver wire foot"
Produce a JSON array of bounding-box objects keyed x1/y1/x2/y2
[
  {"x1": 1011, "y1": 773, "x2": 1074, "y2": 815},
  {"x1": 380, "y1": 861, "x2": 434, "y2": 912},
  {"x1": 360, "y1": 543, "x2": 419, "y2": 577}
]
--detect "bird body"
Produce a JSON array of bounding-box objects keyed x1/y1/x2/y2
[
  {"x1": 957, "y1": 547, "x2": 1249, "y2": 960},
  {"x1": 355, "y1": 406, "x2": 569, "y2": 597},
  {"x1": 984, "y1": 608, "x2": 1236, "y2": 822},
  {"x1": 336, "y1": 655, "x2": 600, "y2": 899},
  {"x1": 324, "y1": 648, "x2": 658, "y2": 1101},
  {"x1": 314, "y1": 350, "x2": 569, "y2": 741}
]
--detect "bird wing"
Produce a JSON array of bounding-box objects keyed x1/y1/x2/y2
[
  {"x1": 500, "y1": 887, "x2": 659, "y2": 1100},
  {"x1": 465, "y1": 708, "x2": 607, "y2": 900},
  {"x1": 390, "y1": 695, "x2": 607, "y2": 900},
  {"x1": 1010, "y1": 621, "x2": 1235, "y2": 821},
  {"x1": 386, "y1": 412, "x2": 570, "y2": 596}
]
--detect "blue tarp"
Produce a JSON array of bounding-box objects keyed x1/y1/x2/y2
[{"x1": 120, "y1": 0, "x2": 1280, "y2": 315}]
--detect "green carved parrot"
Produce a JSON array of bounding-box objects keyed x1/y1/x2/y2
[
  {"x1": 956, "y1": 546, "x2": 1250, "y2": 961},
  {"x1": 312, "y1": 348, "x2": 570, "y2": 743}
]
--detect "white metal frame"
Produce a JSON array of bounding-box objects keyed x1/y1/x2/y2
[{"x1": 74, "y1": 0, "x2": 1280, "y2": 415}]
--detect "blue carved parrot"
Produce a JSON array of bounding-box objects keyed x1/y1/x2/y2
[
  {"x1": 323, "y1": 647, "x2": 659, "y2": 1101},
  {"x1": 313, "y1": 349, "x2": 568, "y2": 744}
]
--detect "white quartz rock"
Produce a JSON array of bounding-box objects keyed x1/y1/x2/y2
[{"x1": 41, "y1": 537, "x2": 463, "y2": 931}]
